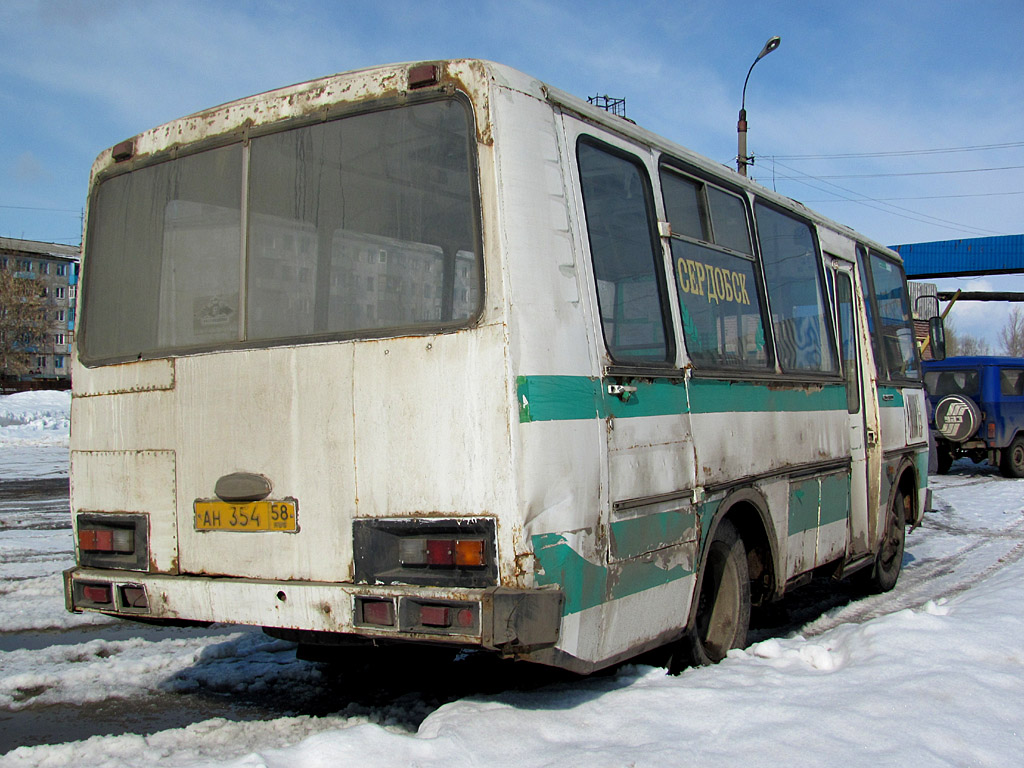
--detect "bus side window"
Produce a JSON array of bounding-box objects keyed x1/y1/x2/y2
[
  {"x1": 855, "y1": 246, "x2": 884, "y2": 377},
  {"x1": 577, "y1": 140, "x2": 673, "y2": 365},
  {"x1": 755, "y1": 203, "x2": 837, "y2": 375},
  {"x1": 834, "y1": 271, "x2": 860, "y2": 414},
  {"x1": 660, "y1": 167, "x2": 768, "y2": 369},
  {"x1": 865, "y1": 251, "x2": 919, "y2": 380}
]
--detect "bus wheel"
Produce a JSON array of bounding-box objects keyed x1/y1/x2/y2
[
  {"x1": 672, "y1": 519, "x2": 750, "y2": 670},
  {"x1": 863, "y1": 489, "x2": 907, "y2": 593},
  {"x1": 999, "y1": 435, "x2": 1024, "y2": 478}
]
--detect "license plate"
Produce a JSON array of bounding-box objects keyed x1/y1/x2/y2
[{"x1": 194, "y1": 500, "x2": 298, "y2": 532}]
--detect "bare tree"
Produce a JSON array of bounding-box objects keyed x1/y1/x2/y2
[
  {"x1": 958, "y1": 333, "x2": 992, "y2": 356},
  {"x1": 999, "y1": 306, "x2": 1024, "y2": 357},
  {"x1": 0, "y1": 269, "x2": 49, "y2": 377}
]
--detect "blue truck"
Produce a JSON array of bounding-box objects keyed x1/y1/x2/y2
[{"x1": 923, "y1": 356, "x2": 1024, "y2": 477}]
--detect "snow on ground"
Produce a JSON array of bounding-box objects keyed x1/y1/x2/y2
[
  {"x1": 1, "y1": 394, "x2": 1023, "y2": 767},
  {"x1": 0, "y1": 391, "x2": 70, "y2": 480}
]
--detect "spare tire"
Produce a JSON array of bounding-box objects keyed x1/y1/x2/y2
[{"x1": 934, "y1": 394, "x2": 982, "y2": 443}]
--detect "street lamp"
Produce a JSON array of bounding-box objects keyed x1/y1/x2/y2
[{"x1": 737, "y1": 35, "x2": 781, "y2": 177}]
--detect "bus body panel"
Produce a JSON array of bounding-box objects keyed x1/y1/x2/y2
[{"x1": 65, "y1": 59, "x2": 930, "y2": 673}]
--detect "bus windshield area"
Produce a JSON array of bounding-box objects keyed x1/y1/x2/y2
[{"x1": 80, "y1": 97, "x2": 481, "y2": 365}]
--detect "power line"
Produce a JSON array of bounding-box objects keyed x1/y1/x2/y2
[
  {"x1": 0, "y1": 204, "x2": 81, "y2": 213},
  {"x1": 767, "y1": 158, "x2": 1004, "y2": 238},
  {"x1": 800, "y1": 190, "x2": 1024, "y2": 203},
  {"x1": 796, "y1": 164, "x2": 1024, "y2": 180},
  {"x1": 773, "y1": 141, "x2": 1024, "y2": 161}
]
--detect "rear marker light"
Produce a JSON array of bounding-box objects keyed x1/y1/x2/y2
[
  {"x1": 82, "y1": 584, "x2": 112, "y2": 604},
  {"x1": 989, "y1": 422, "x2": 996, "y2": 439},
  {"x1": 420, "y1": 605, "x2": 451, "y2": 627},
  {"x1": 408, "y1": 64, "x2": 439, "y2": 89},
  {"x1": 360, "y1": 599, "x2": 395, "y2": 627},
  {"x1": 120, "y1": 585, "x2": 148, "y2": 610}
]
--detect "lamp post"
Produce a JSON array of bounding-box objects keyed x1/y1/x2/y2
[{"x1": 737, "y1": 35, "x2": 781, "y2": 177}]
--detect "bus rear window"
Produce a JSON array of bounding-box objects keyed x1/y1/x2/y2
[{"x1": 81, "y1": 97, "x2": 481, "y2": 365}]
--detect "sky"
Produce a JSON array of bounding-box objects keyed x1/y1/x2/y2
[{"x1": 1, "y1": 0, "x2": 1022, "y2": 344}]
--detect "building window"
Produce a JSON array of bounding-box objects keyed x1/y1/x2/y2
[
  {"x1": 55, "y1": 333, "x2": 66, "y2": 345},
  {"x1": 56, "y1": 310, "x2": 66, "y2": 322},
  {"x1": 36, "y1": 356, "x2": 47, "y2": 368},
  {"x1": 56, "y1": 287, "x2": 66, "y2": 299},
  {"x1": 40, "y1": 262, "x2": 50, "y2": 275},
  {"x1": 55, "y1": 356, "x2": 64, "y2": 369},
  {"x1": 56, "y1": 264, "x2": 67, "y2": 276},
  {"x1": 69, "y1": 286, "x2": 77, "y2": 300}
]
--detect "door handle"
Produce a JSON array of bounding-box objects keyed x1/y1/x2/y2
[
  {"x1": 867, "y1": 429, "x2": 879, "y2": 447},
  {"x1": 607, "y1": 384, "x2": 637, "y2": 401}
]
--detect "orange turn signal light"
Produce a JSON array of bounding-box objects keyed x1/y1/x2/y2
[{"x1": 455, "y1": 539, "x2": 486, "y2": 567}]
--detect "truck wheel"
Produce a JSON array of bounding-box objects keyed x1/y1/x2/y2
[
  {"x1": 999, "y1": 435, "x2": 1024, "y2": 478},
  {"x1": 862, "y1": 488, "x2": 907, "y2": 593},
  {"x1": 671, "y1": 520, "x2": 750, "y2": 670}
]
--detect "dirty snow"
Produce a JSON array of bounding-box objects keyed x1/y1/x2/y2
[{"x1": 1, "y1": 391, "x2": 1023, "y2": 766}]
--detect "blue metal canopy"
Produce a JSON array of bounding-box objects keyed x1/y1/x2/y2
[{"x1": 891, "y1": 234, "x2": 1024, "y2": 279}]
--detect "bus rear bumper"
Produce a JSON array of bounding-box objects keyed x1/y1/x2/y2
[{"x1": 63, "y1": 567, "x2": 564, "y2": 652}]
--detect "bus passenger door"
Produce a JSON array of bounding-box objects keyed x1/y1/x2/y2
[{"x1": 830, "y1": 260, "x2": 878, "y2": 559}]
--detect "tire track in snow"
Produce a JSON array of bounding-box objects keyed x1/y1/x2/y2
[{"x1": 802, "y1": 513, "x2": 1024, "y2": 637}]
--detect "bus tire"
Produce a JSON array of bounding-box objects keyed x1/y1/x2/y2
[
  {"x1": 672, "y1": 519, "x2": 750, "y2": 670},
  {"x1": 999, "y1": 435, "x2": 1024, "y2": 478},
  {"x1": 862, "y1": 488, "x2": 907, "y2": 593}
]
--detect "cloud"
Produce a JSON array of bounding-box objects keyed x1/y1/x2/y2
[{"x1": 13, "y1": 152, "x2": 53, "y2": 185}]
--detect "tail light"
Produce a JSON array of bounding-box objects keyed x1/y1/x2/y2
[
  {"x1": 82, "y1": 584, "x2": 112, "y2": 604},
  {"x1": 79, "y1": 527, "x2": 134, "y2": 553},
  {"x1": 75, "y1": 513, "x2": 149, "y2": 571},
  {"x1": 398, "y1": 537, "x2": 488, "y2": 567},
  {"x1": 353, "y1": 518, "x2": 496, "y2": 587}
]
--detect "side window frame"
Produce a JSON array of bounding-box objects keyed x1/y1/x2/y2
[
  {"x1": 753, "y1": 198, "x2": 840, "y2": 379},
  {"x1": 858, "y1": 246, "x2": 920, "y2": 383},
  {"x1": 576, "y1": 136, "x2": 676, "y2": 369},
  {"x1": 658, "y1": 159, "x2": 773, "y2": 372}
]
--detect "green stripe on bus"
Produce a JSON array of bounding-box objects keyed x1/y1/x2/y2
[
  {"x1": 788, "y1": 472, "x2": 850, "y2": 535},
  {"x1": 610, "y1": 510, "x2": 697, "y2": 561},
  {"x1": 517, "y1": 375, "x2": 846, "y2": 423},
  {"x1": 878, "y1": 387, "x2": 906, "y2": 407},
  {"x1": 533, "y1": 529, "x2": 694, "y2": 616},
  {"x1": 788, "y1": 478, "x2": 820, "y2": 535},
  {"x1": 820, "y1": 472, "x2": 851, "y2": 527}
]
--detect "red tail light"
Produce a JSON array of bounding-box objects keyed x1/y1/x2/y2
[
  {"x1": 82, "y1": 584, "x2": 112, "y2": 604},
  {"x1": 419, "y1": 605, "x2": 451, "y2": 627},
  {"x1": 358, "y1": 598, "x2": 395, "y2": 627},
  {"x1": 78, "y1": 526, "x2": 134, "y2": 553}
]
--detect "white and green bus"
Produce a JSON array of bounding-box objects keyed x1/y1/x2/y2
[{"x1": 65, "y1": 59, "x2": 934, "y2": 673}]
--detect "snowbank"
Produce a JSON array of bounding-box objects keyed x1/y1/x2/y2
[{"x1": 0, "y1": 391, "x2": 71, "y2": 479}]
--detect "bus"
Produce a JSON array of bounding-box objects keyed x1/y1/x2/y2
[{"x1": 64, "y1": 59, "x2": 934, "y2": 673}]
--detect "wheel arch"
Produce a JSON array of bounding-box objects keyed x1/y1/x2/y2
[
  {"x1": 698, "y1": 487, "x2": 781, "y2": 617},
  {"x1": 886, "y1": 454, "x2": 920, "y2": 529}
]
